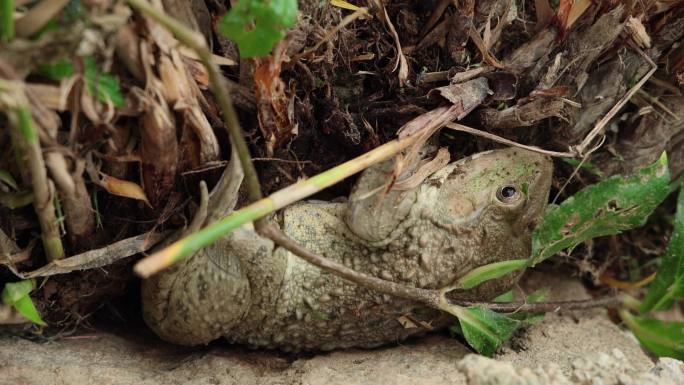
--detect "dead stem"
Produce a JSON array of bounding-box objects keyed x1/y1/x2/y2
[
  {"x1": 263, "y1": 223, "x2": 625, "y2": 315},
  {"x1": 455, "y1": 295, "x2": 624, "y2": 313},
  {"x1": 261, "y1": 224, "x2": 442, "y2": 308},
  {"x1": 445, "y1": 122, "x2": 576, "y2": 158},
  {"x1": 573, "y1": 45, "x2": 657, "y2": 156},
  {"x1": 0, "y1": 74, "x2": 64, "y2": 261}
]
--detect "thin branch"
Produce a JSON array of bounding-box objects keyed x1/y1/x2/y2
[
  {"x1": 293, "y1": 7, "x2": 370, "y2": 63},
  {"x1": 261, "y1": 224, "x2": 442, "y2": 307},
  {"x1": 573, "y1": 44, "x2": 657, "y2": 156},
  {"x1": 456, "y1": 295, "x2": 624, "y2": 313},
  {"x1": 263, "y1": 224, "x2": 625, "y2": 315},
  {"x1": 445, "y1": 122, "x2": 576, "y2": 158}
]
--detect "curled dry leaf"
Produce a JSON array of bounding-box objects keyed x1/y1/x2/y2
[
  {"x1": 45, "y1": 152, "x2": 95, "y2": 248},
  {"x1": 5, "y1": 231, "x2": 167, "y2": 279},
  {"x1": 254, "y1": 54, "x2": 298, "y2": 156},
  {"x1": 427, "y1": 77, "x2": 491, "y2": 116},
  {"x1": 625, "y1": 16, "x2": 652, "y2": 49},
  {"x1": 140, "y1": 96, "x2": 178, "y2": 208},
  {"x1": 98, "y1": 172, "x2": 150, "y2": 206},
  {"x1": 370, "y1": 0, "x2": 409, "y2": 86},
  {"x1": 14, "y1": 0, "x2": 70, "y2": 38},
  {"x1": 393, "y1": 148, "x2": 450, "y2": 191}
]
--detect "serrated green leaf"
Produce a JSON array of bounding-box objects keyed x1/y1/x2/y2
[
  {"x1": 620, "y1": 310, "x2": 684, "y2": 359},
  {"x1": 641, "y1": 181, "x2": 684, "y2": 313},
  {"x1": 35, "y1": 57, "x2": 123, "y2": 107},
  {"x1": 531, "y1": 153, "x2": 670, "y2": 265},
  {"x1": 35, "y1": 58, "x2": 74, "y2": 80},
  {"x1": 218, "y1": 0, "x2": 298, "y2": 58},
  {"x1": 1, "y1": 279, "x2": 47, "y2": 326},
  {"x1": 84, "y1": 57, "x2": 124, "y2": 107},
  {"x1": 456, "y1": 306, "x2": 521, "y2": 357},
  {"x1": 456, "y1": 259, "x2": 528, "y2": 290}
]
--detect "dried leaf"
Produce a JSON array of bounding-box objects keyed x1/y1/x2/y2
[
  {"x1": 140, "y1": 97, "x2": 178, "y2": 208},
  {"x1": 393, "y1": 148, "x2": 450, "y2": 191},
  {"x1": 15, "y1": 0, "x2": 69, "y2": 38},
  {"x1": 428, "y1": 77, "x2": 491, "y2": 115},
  {"x1": 535, "y1": 0, "x2": 554, "y2": 30},
  {"x1": 254, "y1": 55, "x2": 297, "y2": 156},
  {"x1": 625, "y1": 16, "x2": 652, "y2": 48},
  {"x1": 99, "y1": 173, "x2": 150, "y2": 205},
  {"x1": 371, "y1": 0, "x2": 409, "y2": 86},
  {"x1": 566, "y1": 0, "x2": 592, "y2": 29},
  {"x1": 5, "y1": 231, "x2": 167, "y2": 278}
]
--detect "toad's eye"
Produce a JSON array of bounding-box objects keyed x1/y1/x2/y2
[{"x1": 496, "y1": 185, "x2": 521, "y2": 204}]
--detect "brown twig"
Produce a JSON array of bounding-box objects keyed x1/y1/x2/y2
[
  {"x1": 262, "y1": 224, "x2": 441, "y2": 308},
  {"x1": 456, "y1": 295, "x2": 624, "y2": 313},
  {"x1": 445, "y1": 122, "x2": 576, "y2": 158},
  {"x1": 263, "y1": 223, "x2": 625, "y2": 315},
  {"x1": 573, "y1": 44, "x2": 657, "y2": 156}
]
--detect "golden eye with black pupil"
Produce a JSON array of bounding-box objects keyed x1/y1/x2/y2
[{"x1": 496, "y1": 185, "x2": 521, "y2": 204}]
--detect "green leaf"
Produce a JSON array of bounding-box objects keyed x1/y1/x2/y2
[
  {"x1": 531, "y1": 153, "x2": 670, "y2": 265},
  {"x1": 0, "y1": 190, "x2": 33, "y2": 209},
  {"x1": 456, "y1": 306, "x2": 522, "y2": 357},
  {"x1": 456, "y1": 259, "x2": 528, "y2": 290},
  {"x1": 641, "y1": 181, "x2": 684, "y2": 312},
  {"x1": 561, "y1": 157, "x2": 605, "y2": 178},
  {"x1": 218, "y1": 0, "x2": 298, "y2": 58},
  {"x1": 1, "y1": 279, "x2": 47, "y2": 326},
  {"x1": 507, "y1": 288, "x2": 548, "y2": 326},
  {"x1": 35, "y1": 57, "x2": 123, "y2": 107},
  {"x1": 493, "y1": 288, "x2": 548, "y2": 325},
  {"x1": 35, "y1": 59, "x2": 75, "y2": 80},
  {"x1": 83, "y1": 57, "x2": 124, "y2": 107},
  {"x1": 493, "y1": 291, "x2": 515, "y2": 302},
  {"x1": 0, "y1": 169, "x2": 18, "y2": 190},
  {"x1": 620, "y1": 310, "x2": 684, "y2": 360}
]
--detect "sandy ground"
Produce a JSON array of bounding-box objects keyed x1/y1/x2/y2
[{"x1": 1, "y1": 272, "x2": 683, "y2": 385}]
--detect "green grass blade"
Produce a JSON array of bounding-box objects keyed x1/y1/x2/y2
[{"x1": 0, "y1": 0, "x2": 14, "y2": 42}]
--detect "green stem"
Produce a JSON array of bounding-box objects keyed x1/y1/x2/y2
[
  {"x1": 125, "y1": 0, "x2": 263, "y2": 205},
  {"x1": 134, "y1": 135, "x2": 418, "y2": 277},
  {"x1": 621, "y1": 293, "x2": 642, "y2": 312},
  {"x1": 7, "y1": 105, "x2": 64, "y2": 260},
  {"x1": 0, "y1": 0, "x2": 14, "y2": 42}
]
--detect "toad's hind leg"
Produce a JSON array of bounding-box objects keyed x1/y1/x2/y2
[{"x1": 141, "y1": 235, "x2": 253, "y2": 346}]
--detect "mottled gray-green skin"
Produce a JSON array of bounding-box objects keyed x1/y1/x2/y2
[{"x1": 141, "y1": 148, "x2": 553, "y2": 351}]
